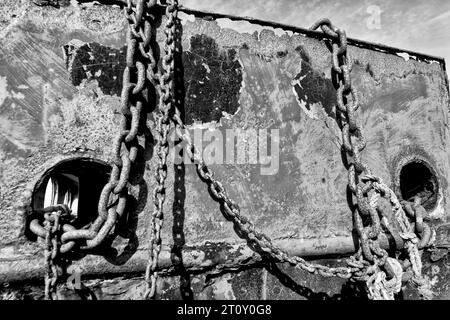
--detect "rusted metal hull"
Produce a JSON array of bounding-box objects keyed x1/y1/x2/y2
[{"x1": 1, "y1": 1, "x2": 450, "y2": 299}]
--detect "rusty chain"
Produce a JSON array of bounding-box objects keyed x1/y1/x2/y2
[
  {"x1": 42, "y1": 206, "x2": 70, "y2": 300},
  {"x1": 309, "y1": 19, "x2": 392, "y2": 295},
  {"x1": 143, "y1": 0, "x2": 178, "y2": 300},
  {"x1": 31, "y1": 2, "x2": 145, "y2": 249},
  {"x1": 30, "y1": 0, "x2": 149, "y2": 298},
  {"x1": 170, "y1": 117, "x2": 366, "y2": 279},
  {"x1": 44, "y1": 212, "x2": 59, "y2": 300},
  {"x1": 310, "y1": 18, "x2": 434, "y2": 299}
]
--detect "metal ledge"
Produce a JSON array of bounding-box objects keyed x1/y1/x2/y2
[
  {"x1": 0, "y1": 234, "x2": 402, "y2": 283},
  {"x1": 73, "y1": 0, "x2": 446, "y2": 65}
]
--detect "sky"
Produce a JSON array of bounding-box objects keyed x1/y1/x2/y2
[{"x1": 181, "y1": 0, "x2": 450, "y2": 65}]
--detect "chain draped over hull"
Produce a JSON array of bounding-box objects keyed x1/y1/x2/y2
[{"x1": 28, "y1": 1, "x2": 435, "y2": 301}]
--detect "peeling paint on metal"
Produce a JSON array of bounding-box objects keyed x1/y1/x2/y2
[
  {"x1": 183, "y1": 34, "x2": 242, "y2": 124},
  {"x1": 212, "y1": 274, "x2": 236, "y2": 300},
  {"x1": 63, "y1": 39, "x2": 126, "y2": 96}
]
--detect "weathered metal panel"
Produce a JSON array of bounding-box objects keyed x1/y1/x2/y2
[{"x1": 0, "y1": 2, "x2": 450, "y2": 299}]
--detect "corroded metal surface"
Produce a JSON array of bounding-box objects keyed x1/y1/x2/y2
[
  {"x1": 1, "y1": 260, "x2": 357, "y2": 300},
  {"x1": 0, "y1": 2, "x2": 450, "y2": 299}
]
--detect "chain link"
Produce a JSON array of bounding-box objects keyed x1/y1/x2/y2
[
  {"x1": 42, "y1": 206, "x2": 71, "y2": 300},
  {"x1": 31, "y1": 0, "x2": 149, "y2": 299},
  {"x1": 144, "y1": 0, "x2": 178, "y2": 300},
  {"x1": 310, "y1": 18, "x2": 389, "y2": 277},
  {"x1": 31, "y1": 1, "x2": 146, "y2": 250},
  {"x1": 171, "y1": 114, "x2": 364, "y2": 279},
  {"x1": 310, "y1": 18, "x2": 435, "y2": 299}
]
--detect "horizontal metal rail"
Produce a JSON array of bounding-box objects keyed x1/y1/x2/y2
[
  {"x1": 0, "y1": 234, "x2": 403, "y2": 283},
  {"x1": 76, "y1": 0, "x2": 446, "y2": 65}
]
